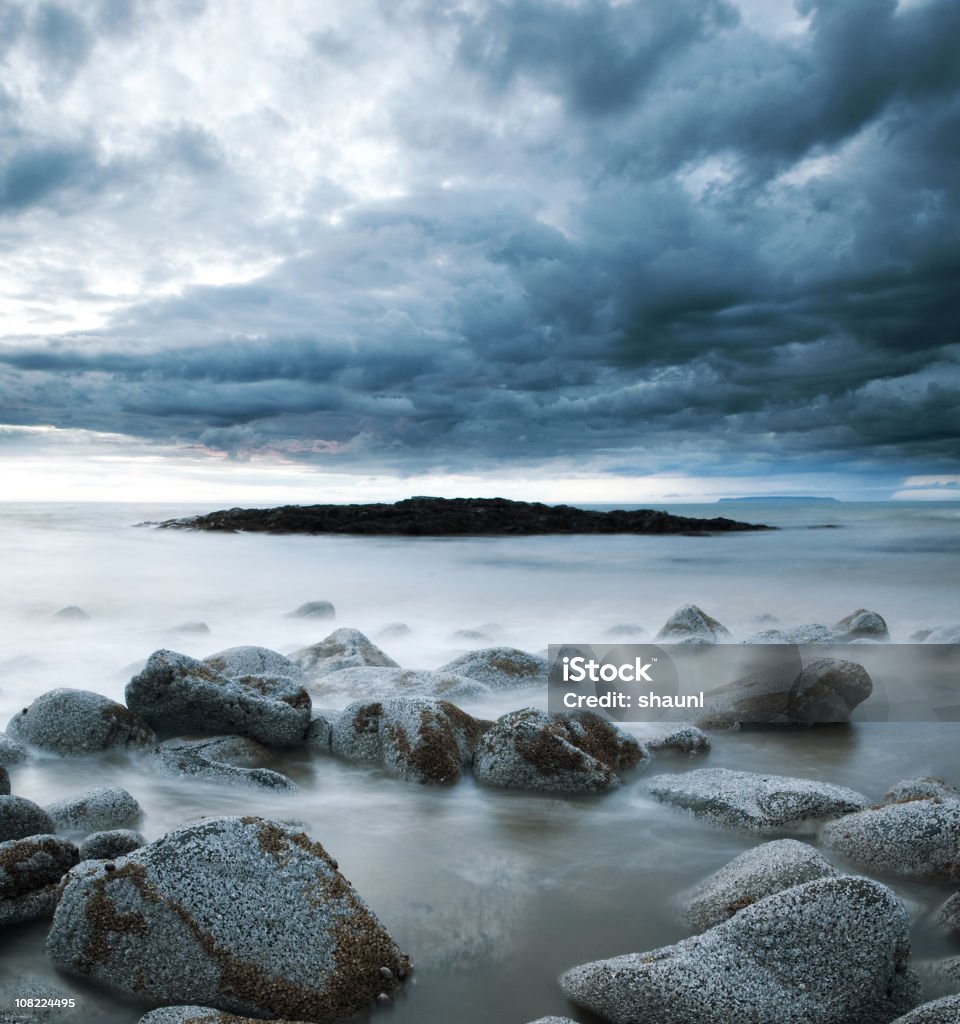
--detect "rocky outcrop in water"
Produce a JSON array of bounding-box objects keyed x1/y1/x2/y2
[
  {"x1": 0, "y1": 834, "x2": 79, "y2": 926},
  {"x1": 154, "y1": 736, "x2": 298, "y2": 791},
  {"x1": 438, "y1": 647, "x2": 549, "y2": 689},
  {"x1": 6, "y1": 689, "x2": 156, "y2": 756},
  {"x1": 656, "y1": 604, "x2": 732, "y2": 644},
  {"x1": 820, "y1": 795, "x2": 960, "y2": 880},
  {"x1": 45, "y1": 787, "x2": 143, "y2": 833},
  {"x1": 560, "y1": 876, "x2": 918, "y2": 1024},
  {"x1": 78, "y1": 829, "x2": 146, "y2": 861},
  {"x1": 126, "y1": 650, "x2": 311, "y2": 746},
  {"x1": 694, "y1": 656, "x2": 872, "y2": 727},
  {"x1": 0, "y1": 796, "x2": 55, "y2": 842},
  {"x1": 290, "y1": 629, "x2": 398, "y2": 678},
  {"x1": 154, "y1": 496, "x2": 771, "y2": 536},
  {"x1": 47, "y1": 816, "x2": 410, "y2": 1021},
  {"x1": 648, "y1": 768, "x2": 868, "y2": 832},
  {"x1": 473, "y1": 709, "x2": 645, "y2": 793},
  {"x1": 677, "y1": 839, "x2": 838, "y2": 930},
  {"x1": 331, "y1": 698, "x2": 488, "y2": 785}
]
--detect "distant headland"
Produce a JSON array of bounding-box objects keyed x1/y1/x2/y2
[{"x1": 153, "y1": 496, "x2": 773, "y2": 536}]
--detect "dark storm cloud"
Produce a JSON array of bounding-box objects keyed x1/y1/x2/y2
[{"x1": 1, "y1": 0, "x2": 959, "y2": 479}]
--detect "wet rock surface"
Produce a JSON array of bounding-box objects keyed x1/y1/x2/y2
[
  {"x1": 126, "y1": 649, "x2": 311, "y2": 746},
  {"x1": 473, "y1": 709, "x2": 645, "y2": 793},
  {"x1": 290, "y1": 628, "x2": 398, "y2": 678},
  {"x1": 437, "y1": 647, "x2": 549, "y2": 690},
  {"x1": 891, "y1": 995, "x2": 960, "y2": 1023},
  {"x1": 78, "y1": 829, "x2": 146, "y2": 861},
  {"x1": 154, "y1": 736, "x2": 298, "y2": 791},
  {"x1": 561, "y1": 876, "x2": 919, "y2": 1024},
  {"x1": 655, "y1": 604, "x2": 732, "y2": 644},
  {"x1": 0, "y1": 834, "x2": 79, "y2": 926},
  {"x1": 694, "y1": 656, "x2": 872, "y2": 727},
  {"x1": 677, "y1": 839, "x2": 839, "y2": 930},
  {"x1": 47, "y1": 816, "x2": 411, "y2": 1021},
  {"x1": 648, "y1": 767, "x2": 869, "y2": 832},
  {"x1": 156, "y1": 496, "x2": 771, "y2": 536},
  {"x1": 6, "y1": 688, "x2": 156, "y2": 756},
  {"x1": 331, "y1": 698, "x2": 488, "y2": 784},
  {"x1": 45, "y1": 787, "x2": 143, "y2": 833},
  {"x1": 820, "y1": 797, "x2": 960, "y2": 880},
  {"x1": 0, "y1": 796, "x2": 56, "y2": 842}
]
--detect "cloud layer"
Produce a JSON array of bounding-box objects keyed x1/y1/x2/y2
[{"x1": 1, "y1": 0, "x2": 958, "y2": 490}]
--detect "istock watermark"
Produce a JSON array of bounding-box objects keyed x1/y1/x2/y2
[{"x1": 547, "y1": 643, "x2": 960, "y2": 724}]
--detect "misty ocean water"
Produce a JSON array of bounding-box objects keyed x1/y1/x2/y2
[{"x1": 1, "y1": 499, "x2": 959, "y2": 1023}]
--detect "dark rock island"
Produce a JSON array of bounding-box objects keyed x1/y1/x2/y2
[{"x1": 154, "y1": 496, "x2": 772, "y2": 537}]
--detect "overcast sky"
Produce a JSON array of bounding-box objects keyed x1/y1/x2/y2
[{"x1": 1, "y1": 0, "x2": 958, "y2": 502}]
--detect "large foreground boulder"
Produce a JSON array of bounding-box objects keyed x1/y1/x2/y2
[
  {"x1": 0, "y1": 796, "x2": 55, "y2": 842},
  {"x1": 0, "y1": 834, "x2": 79, "y2": 926},
  {"x1": 473, "y1": 709, "x2": 645, "y2": 793},
  {"x1": 695, "y1": 657, "x2": 872, "y2": 727},
  {"x1": 47, "y1": 816, "x2": 410, "y2": 1021},
  {"x1": 561, "y1": 876, "x2": 919, "y2": 1024},
  {"x1": 126, "y1": 650, "x2": 311, "y2": 746},
  {"x1": 290, "y1": 629, "x2": 398, "y2": 677},
  {"x1": 678, "y1": 839, "x2": 839, "y2": 930},
  {"x1": 648, "y1": 768, "x2": 868, "y2": 832},
  {"x1": 331, "y1": 698, "x2": 487, "y2": 784},
  {"x1": 820, "y1": 797, "x2": 960, "y2": 880},
  {"x1": 437, "y1": 647, "x2": 549, "y2": 689},
  {"x1": 6, "y1": 689, "x2": 156, "y2": 756}
]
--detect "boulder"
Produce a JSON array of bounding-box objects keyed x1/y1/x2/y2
[
  {"x1": 139, "y1": 1010, "x2": 315, "y2": 1024},
  {"x1": 525, "y1": 1019, "x2": 580, "y2": 1024},
  {"x1": 377, "y1": 622, "x2": 411, "y2": 640},
  {"x1": 655, "y1": 605, "x2": 731, "y2": 644},
  {"x1": 833, "y1": 609, "x2": 889, "y2": 640},
  {"x1": 924, "y1": 626, "x2": 960, "y2": 644},
  {"x1": 203, "y1": 645, "x2": 302, "y2": 679},
  {"x1": 0, "y1": 796, "x2": 56, "y2": 842},
  {"x1": 560, "y1": 876, "x2": 918, "y2": 1024},
  {"x1": 917, "y1": 956, "x2": 960, "y2": 994},
  {"x1": 290, "y1": 628, "x2": 398, "y2": 677},
  {"x1": 6, "y1": 689, "x2": 156, "y2": 756},
  {"x1": 820, "y1": 798, "x2": 960, "y2": 880},
  {"x1": 0, "y1": 767, "x2": 7, "y2": 796},
  {"x1": 305, "y1": 711, "x2": 336, "y2": 751},
  {"x1": 155, "y1": 736, "x2": 297, "y2": 791},
  {"x1": 891, "y1": 995, "x2": 960, "y2": 1022},
  {"x1": 53, "y1": 605, "x2": 89, "y2": 621},
  {"x1": 473, "y1": 709, "x2": 646, "y2": 793},
  {"x1": 694, "y1": 657, "x2": 872, "y2": 727},
  {"x1": 45, "y1": 787, "x2": 143, "y2": 833},
  {"x1": 936, "y1": 893, "x2": 960, "y2": 937},
  {"x1": 648, "y1": 768, "x2": 868, "y2": 832},
  {"x1": 289, "y1": 601, "x2": 336, "y2": 620},
  {"x1": 78, "y1": 829, "x2": 146, "y2": 861},
  {"x1": 308, "y1": 666, "x2": 490, "y2": 702},
  {"x1": 437, "y1": 647, "x2": 549, "y2": 689},
  {"x1": 883, "y1": 777, "x2": 960, "y2": 804},
  {"x1": 743, "y1": 624, "x2": 836, "y2": 645},
  {"x1": 0, "y1": 834, "x2": 79, "y2": 926},
  {"x1": 47, "y1": 816, "x2": 410, "y2": 1020},
  {"x1": 678, "y1": 839, "x2": 839, "y2": 930},
  {"x1": 0, "y1": 733, "x2": 26, "y2": 766},
  {"x1": 643, "y1": 725, "x2": 710, "y2": 754},
  {"x1": 331, "y1": 698, "x2": 487, "y2": 784},
  {"x1": 126, "y1": 649, "x2": 311, "y2": 747}
]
